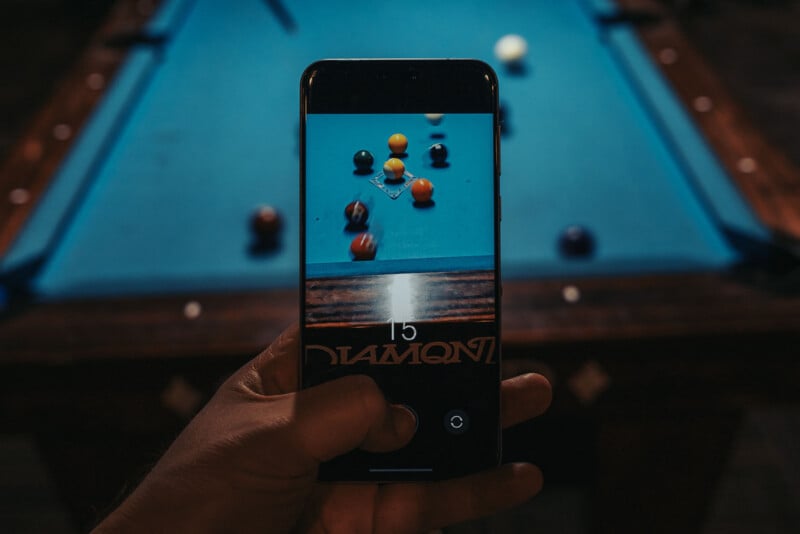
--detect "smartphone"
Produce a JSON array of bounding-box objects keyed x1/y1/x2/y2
[{"x1": 300, "y1": 59, "x2": 501, "y2": 481}]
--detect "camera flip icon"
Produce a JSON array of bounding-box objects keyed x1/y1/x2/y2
[{"x1": 444, "y1": 409, "x2": 470, "y2": 435}]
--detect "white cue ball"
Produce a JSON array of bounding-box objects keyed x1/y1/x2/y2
[
  {"x1": 494, "y1": 34, "x2": 528, "y2": 64},
  {"x1": 424, "y1": 113, "x2": 444, "y2": 125}
]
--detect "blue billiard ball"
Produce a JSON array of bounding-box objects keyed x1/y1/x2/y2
[{"x1": 559, "y1": 225, "x2": 595, "y2": 257}]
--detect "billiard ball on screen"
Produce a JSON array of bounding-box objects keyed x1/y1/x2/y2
[
  {"x1": 429, "y1": 143, "x2": 448, "y2": 166},
  {"x1": 388, "y1": 133, "x2": 408, "y2": 156},
  {"x1": 425, "y1": 113, "x2": 444, "y2": 126},
  {"x1": 350, "y1": 232, "x2": 377, "y2": 261},
  {"x1": 411, "y1": 178, "x2": 434, "y2": 203},
  {"x1": 353, "y1": 149, "x2": 374, "y2": 174},
  {"x1": 558, "y1": 225, "x2": 595, "y2": 258},
  {"x1": 383, "y1": 158, "x2": 405, "y2": 180},
  {"x1": 344, "y1": 200, "x2": 369, "y2": 227},
  {"x1": 494, "y1": 34, "x2": 528, "y2": 70}
]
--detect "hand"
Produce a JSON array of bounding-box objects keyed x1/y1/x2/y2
[{"x1": 95, "y1": 324, "x2": 551, "y2": 533}]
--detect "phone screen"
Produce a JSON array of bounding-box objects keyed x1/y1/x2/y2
[{"x1": 301, "y1": 61, "x2": 500, "y2": 480}]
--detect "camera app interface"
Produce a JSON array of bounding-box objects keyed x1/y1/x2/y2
[{"x1": 303, "y1": 112, "x2": 498, "y2": 477}]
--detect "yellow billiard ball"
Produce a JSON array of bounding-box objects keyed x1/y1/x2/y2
[
  {"x1": 383, "y1": 158, "x2": 405, "y2": 180},
  {"x1": 388, "y1": 133, "x2": 408, "y2": 155}
]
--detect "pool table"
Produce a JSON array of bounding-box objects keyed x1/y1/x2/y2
[
  {"x1": 2, "y1": 0, "x2": 800, "y2": 531},
  {"x1": 1, "y1": 0, "x2": 799, "y2": 363}
]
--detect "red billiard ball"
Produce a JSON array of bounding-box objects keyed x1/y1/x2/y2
[
  {"x1": 350, "y1": 232, "x2": 377, "y2": 260},
  {"x1": 251, "y1": 205, "x2": 282, "y2": 241},
  {"x1": 411, "y1": 178, "x2": 434, "y2": 203},
  {"x1": 344, "y1": 200, "x2": 369, "y2": 227}
]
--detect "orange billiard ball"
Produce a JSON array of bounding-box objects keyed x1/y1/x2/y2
[
  {"x1": 411, "y1": 178, "x2": 434, "y2": 203},
  {"x1": 383, "y1": 158, "x2": 405, "y2": 180},
  {"x1": 388, "y1": 133, "x2": 408, "y2": 155},
  {"x1": 350, "y1": 232, "x2": 377, "y2": 260}
]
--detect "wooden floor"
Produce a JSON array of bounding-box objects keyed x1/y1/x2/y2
[
  {"x1": 0, "y1": 435, "x2": 74, "y2": 534},
  {"x1": 702, "y1": 407, "x2": 800, "y2": 534}
]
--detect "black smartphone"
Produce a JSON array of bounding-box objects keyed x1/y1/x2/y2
[{"x1": 300, "y1": 59, "x2": 501, "y2": 481}]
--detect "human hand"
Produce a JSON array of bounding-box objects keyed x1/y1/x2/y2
[{"x1": 95, "y1": 324, "x2": 551, "y2": 533}]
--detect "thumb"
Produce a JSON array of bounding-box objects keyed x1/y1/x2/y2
[{"x1": 288, "y1": 374, "x2": 417, "y2": 463}]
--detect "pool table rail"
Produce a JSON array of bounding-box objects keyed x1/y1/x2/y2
[
  {"x1": 614, "y1": 0, "x2": 800, "y2": 242},
  {"x1": 0, "y1": 0, "x2": 166, "y2": 260}
]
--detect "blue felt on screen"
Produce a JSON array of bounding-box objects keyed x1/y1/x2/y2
[{"x1": 305, "y1": 114, "x2": 495, "y2": 278}]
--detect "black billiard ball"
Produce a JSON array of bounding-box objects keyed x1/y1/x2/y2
[
  {"x1": 353, "y1": 149, "x2": 374, "y2": 173},
  {"x1": 558, "y1": 225, "x2": 595, "y2": 257},
  {"x1": 251, "y1": 206, "x2": 282, "y2": 241},
  {"x1": 429, "y1": 143, "x2": 448, "y2": 166},
  {"x1": 344, "y1": 200, "x2": 369, "y2": 227}
]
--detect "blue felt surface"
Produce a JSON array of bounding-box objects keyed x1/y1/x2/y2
[
  {"x1": 0, "y1": 0, "x2": 765, "y2": 299},
  {"x1": 305, "y1": 114, "x2": 495, "y2": 278}
]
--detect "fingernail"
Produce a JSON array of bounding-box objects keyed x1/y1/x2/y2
[{"x1": 391, "y1": 404, "x2": 418, "y2": 439}]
